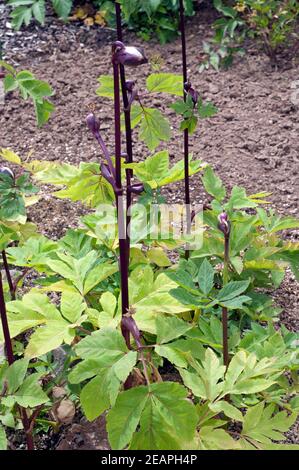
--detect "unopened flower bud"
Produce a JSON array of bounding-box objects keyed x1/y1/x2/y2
[
  {"x1": 184, "y1": 81, "x2": 199, "y2": 107},
  {"x1": 129, "y1": 183, "x2": 144, "y2": 195},
  {"x1": 86, "y1": 113, "x2": 100, "y2": 134},
  {"x1": 113, "y1": 41, "x2": 148, "y2": 67},
  {"x1": 0, "y1": 167, "x2": 14, "y2": 180},
  {"x1": 125, "y1": 80, "x2": 136, "y2": 92},
  {"x1": 121, "y1": 315, "x2": 142, "y2": 349},
  {"x1": 218, "y1": 212, "x2": 230, "y2": 236}
]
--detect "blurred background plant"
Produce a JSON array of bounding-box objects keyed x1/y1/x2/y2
[
  {"x1": 200, "y1": 0, "x2": 299, "y2": 70},
  {"x1": 5, "y1": 0, "x2": 299, "y2": 59},
  {"x1": 5, "y1": 0, "x2": 196, "y2": 43}
]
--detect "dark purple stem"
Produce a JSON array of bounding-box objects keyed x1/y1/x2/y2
[
  {"x1": 222, "y1": 233, "x2": 230, "y2": 369},
  {"x1": 115, "y1": 1, "x2": 133, "y2": 255},
  {"x1": 179, "y1": 0, "x2": 191, "y2": 259},
  {"x1": 1, "y1": 250, "x2": 16, "y2": 300},
  {"x1": 0, "y1": 270, "x2": 14, "y2": 364},
  {"x1": 0, "y1": 270, "x2": 34, "y2": 450},
  {"x1": 94, "y1": 129, "x2": 116, "y2": 179},
  {"x1": 113, "y1": 60, "x2": 130, "y2": 348}
]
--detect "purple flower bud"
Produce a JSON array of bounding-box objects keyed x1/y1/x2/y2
[
  {"x1": 113, "y1": 41, "x2": 148, "y2": 67},
  {"x1": 184, "y1": 81, "x2": 199, "y2": 107},
  {"x1": 86, "y1": 113, "x2": 100, "y2": 134},
  {"x1": 125, "y1": 80, "x2": 136, "y2": 92},
  {"x1": 129, "y1": 183, "x2": 144, "y2": 195},
  {"x1": 121, "y1": 316, "x2": 142, "y2": 349},
  {"x1": 218, "y1": 212, "x2": 230, "y2": 236},
  {"x1": 0, "y1": 167, "x2": 14, "y2": 180}
]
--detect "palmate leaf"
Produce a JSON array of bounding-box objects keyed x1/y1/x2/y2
[
  {"x1": 126, "y1": 150, "x2": 206, "y2": 189},
  {"x1": 69, "y1": 329, "x2": 138, "y2": 420},
  {"x1": 0, "y1": 359, "x2": 48, "y2": 409},
  {"x1": 126, "y1": 105, "x2": 170, "y2": 151},
  {"x1": 240, "y1": 402, "x2": 298, "y2": 449},
  {"x1": 96, "y1": 74, "x2": 115, "y2": 98},
  {"x1": 146, "y1": 73, "x2": 183, "y2": 96},
  {"x1": 7, "y1": 235, "x2": 57, "y2": 272},
  {"x1": 107, "y1": 382, "x2": 197, "y2": 450},
  {"x1": 180, "y1": 349, "x2": 281, "y2": 402},
  {"x1": 46, "y1": 250, "x2": 118, "y2": 295},
  {"x1": 2, "y1": 64, "x2": 54, "y2": 125},
  {"x1": 133, "y1": 273, "x2": 190, "y2": 334},
  {"x1": 156, "y1": 315, "x2": 192, "y2": 345},
  {"x1": 201, "y1": 166, "x2": 226, "y2": 202},
  {"x1": 139, "y1": 107, "x2": 171, "y2": 151},
  {"x1": 34, "y1": 162, "x2": 115, "y2": 206},
  {"x1": 1, "y1": 291, "x2": 87, "y2": 358},
  {"x1": 198, "y1": 426, "x2": 241, "y2": 450}
]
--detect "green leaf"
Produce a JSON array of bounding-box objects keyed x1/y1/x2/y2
[
  {"x1": 3, "y1": 74, "x2": 18, "y2": 92},
  {"x1": 156, "y1": 315, "x2": 192, "y2": 344},
  {"x1": 199, "y1": 426, "x2": 240, "y2": 450},
  {"x1": 170, "y1": 99, "x2": 190, "y2": 114},
  {"x1": 180, "y1": 348, "x2": 225, "y2": 401},
  {"x1": 107, "y1": 382, "x2": 197, "y2": 450},
  {"x1": 241, "y1": 402, "x2": 298, "y2": 446},
  {"x1": 52, "y1": 0, "x2": 72, "y2": 19},
  {"x1": 35, "y1": 99, "x2": 55, "y2": 127},
  {"x1": 217, "y1": 280, "x2": 250, "y2": 301},
  {"x1": 5, "y1": 358, "x2": 29, "y2": 394},
  {"x1": 197, "y1": 98, "x2": 218, "y2": 119},
  {"x1": 226, "y1": 186, "x2": 257, "y2": 210},
  {"x1": 180, "y1": 115, "x2": 198, "y2": 134},
  {"x1": 96, "y1": 74, "x2": 114, "y2": 98},
  {"x1": 146, "y1": 73, "x2": 183, "y2": 96},
  {"x1": 222, "y1": 351, "x2": 279, "y2": 397},
  {"x1": 107, "y1": 386, "x2": 148, "y2": 450},
  {"x1": 198, "y1": 258, "x2": 214, "y2": 295},
  {"x1": 169, "y1": 287, "x2": 201, "y2": 308},
  {"x1": 80, "y1": 373, "x2": 110, "y2": 421},
  {"x1": 166, "y1": 270, "x2": 198, "y2": 294},
  {"x1": 139, "y1": 107, "x2": 171, "y2": 151},
  {"x1": 10, "y1": 5, "x2": 33, "y2": 30},
  {"x1": 14, "y1": 373, "x2": 49, "y2": 407},
  {"x1": 0, "y1": 426, "x2": 7, "y2": 451},
  {"x1": 209, "y1": 401, "x2": 243, "y2": 422},
  {"x1": 83, "y1": 262, "x2": 118, "y2": 294},
  {"x1": 202, "y1": 166, "x2": 226, "y2": 201},
  {"x1": 219, "y1": 295, "x2": 251, "y2": 309},
  {"x1": 31, "y1": 0, "x2": 45, "y2": 25},
  {"x1": 155, "y1": 344, "x2": 189, "y2": 368},
  {"x1": 25, "y1": 320, "x2": 70, "y2": 358},
  {"x1": 75, "y1": 328, "x2": 127, "y2": 360},
  {"x1": 147, "y1": 247, "x2": 171, "y2": 267},
  {"x1": 0, "y1": 148, "x2": 22, "y2": 165},
  {"x1": 60, "y1": 291, "x2": 86, "y2": 323}
]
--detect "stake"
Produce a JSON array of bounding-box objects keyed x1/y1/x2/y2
[
  {"x1": 0, "y1": 270, "x2": 34, "y2": 450},
  {"x1": 179, "y1": 0, "x2": 191, "y2": 259},
  {"x1": 113, "y1": 59, "x2": 130, "y2": 348}
]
